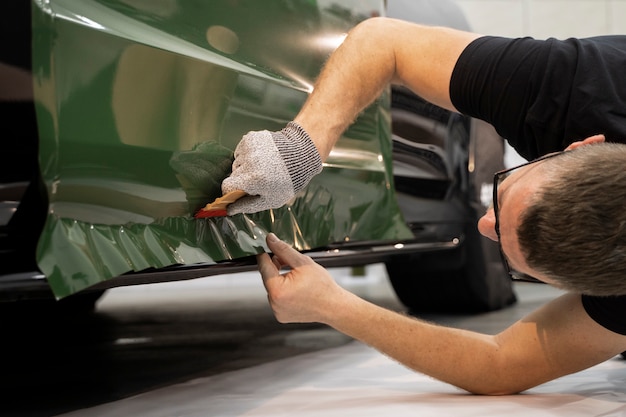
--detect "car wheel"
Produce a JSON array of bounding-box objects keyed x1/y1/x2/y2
[{"x1": 385, "y1": 120, "x2": 517, "y2": 314}]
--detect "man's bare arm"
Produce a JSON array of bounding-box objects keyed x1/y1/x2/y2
[
  {"x1": 258, "y1": 233, "x2": 626, "y2": 395},
  {"x1": 294, "y1": 17, "x2": 481, "y2": 160},
  {"x1": 327, "y1": 290, "x2": 626, "y2": 394}
]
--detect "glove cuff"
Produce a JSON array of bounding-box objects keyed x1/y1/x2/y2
[{"x1": 272, "y1": 121, "x2": 323, "y2": 193}]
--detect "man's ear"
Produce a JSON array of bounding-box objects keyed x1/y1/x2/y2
[{"x1": 565, "y1": 134, "x2": 606, "y2": 151}]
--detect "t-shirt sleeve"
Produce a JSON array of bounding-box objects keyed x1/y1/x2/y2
[
  {"x1": 449, "y1": 36, "x2": 560, "y2": 160},
  {"x1": 581, "y1": 294, "x2": 626, "y2": 335},
  {"x1": 450, "y1": 35, "x2": 626, "y2": 160}
]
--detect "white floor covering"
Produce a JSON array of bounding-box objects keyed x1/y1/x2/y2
[
  {"x1": 57, "y1": 268, "x2": 626, "y2": 416},
  {"x1": 60, "y1": 339, "x2": 626, "y2": 417},
  {"x1": 60, "y1": 276, "x2": 626, "y2": 417}
]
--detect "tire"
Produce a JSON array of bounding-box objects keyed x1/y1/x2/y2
[
  {"x1": 385, "y1": 119, "x2": 517, "y2": 314},
  {"x1": 0, "y1": 289, "x2": 107, "y2": 320}
]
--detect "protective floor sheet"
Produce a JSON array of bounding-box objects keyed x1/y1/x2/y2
[{"x1": 61, "y1": 340, "x2": 626, "y2": 416}]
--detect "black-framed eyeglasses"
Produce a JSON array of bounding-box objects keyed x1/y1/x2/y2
[{"x1": 492, "y1": 152, "x2": 564, "y2": 283}]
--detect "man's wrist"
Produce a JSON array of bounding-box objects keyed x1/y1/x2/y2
[{"x1": 273, "y1": 121, "x2": 323, "y2": 193}]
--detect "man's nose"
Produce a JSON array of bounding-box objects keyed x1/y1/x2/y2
[{"x1": 477, "y1": 208, "x2": 498, "y2": 242}]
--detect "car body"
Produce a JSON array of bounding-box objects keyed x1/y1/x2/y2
[{"x1": 0, "y1": 0, "x2": 515, "y2": 312}]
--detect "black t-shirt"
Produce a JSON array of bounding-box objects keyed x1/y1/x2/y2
[
  {"x1": 450, "y1": 35, "x2": 626, "y2": 160},
  {"x1": 450, "y1": 35, "x2": 626, "y2": 335},
  {"x1": 582, "y1": 294, "x2": 626, "y2": 335}
]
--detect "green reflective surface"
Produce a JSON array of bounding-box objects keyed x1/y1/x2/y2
[{"x1": 32, "y1": 0, "x2": 411, "y2": 298}]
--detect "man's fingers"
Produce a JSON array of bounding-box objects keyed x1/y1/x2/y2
[
  {"x1": 257, "y1": 233, "x2": 312, "y2": 292},
  {"x1": 265, "y1": 233, "x2": 312, "y2": 268}
]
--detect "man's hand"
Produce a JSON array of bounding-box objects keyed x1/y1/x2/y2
[
  {"x1": 222, "y1": 122, "x2": 322, "y2": 215},
  {"x1": 257, "y1": 233, "x2": 346, "y2": 324}
]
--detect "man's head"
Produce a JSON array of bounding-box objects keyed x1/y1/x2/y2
[{"x1": 478, "y1": 135, "x2": 626, "y2": 296}]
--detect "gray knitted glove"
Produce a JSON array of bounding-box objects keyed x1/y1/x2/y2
[{"x1": 222, "y1": 121, "x2": 323, "y2": 215}]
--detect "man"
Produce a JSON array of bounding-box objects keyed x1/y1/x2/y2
[{"x1": 222, "y1": 18, "x2": 626, "y2": 394}]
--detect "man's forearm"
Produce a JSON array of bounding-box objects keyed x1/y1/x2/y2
[
  {"x1": 258, "y1": 235, "x2": 618, "y2": 396},
  {"x1": 321, "y1": 290, "x2": 515, "y2": 394},
  {"x1": 294, "y1": 19, "x2": 396, "y2": 160}
]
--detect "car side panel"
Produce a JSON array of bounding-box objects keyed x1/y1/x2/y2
[{"x1": 31, "y1": 0, "x2": 411, "y2": 298}]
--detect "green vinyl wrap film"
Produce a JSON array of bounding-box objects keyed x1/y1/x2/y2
[{"x1": 31, "y1": 0, "x2": 412, "y2": 298}]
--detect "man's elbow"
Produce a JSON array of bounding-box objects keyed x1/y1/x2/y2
[
  {"x1": 466, "y1": 386, "x2": 525, "y2": 396},
  {"x1": 457, "y1": 375, "x2": 539, "y2": 396}
]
